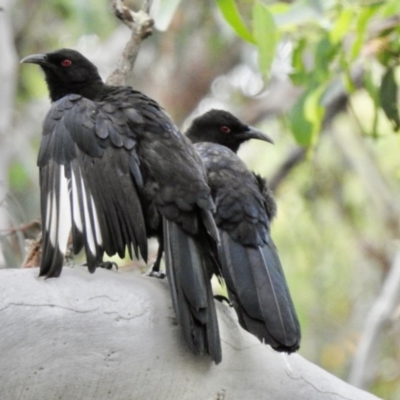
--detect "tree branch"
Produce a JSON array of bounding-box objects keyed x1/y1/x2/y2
[
  {"x1": 348, "y1": 252, "x2": 400, "y2": 388},
  {"x1": 269, "y1": 147, "x2": 306, "y2": 192},
  {"x1": 105, "y1": 0, "x2": 154, "y2": 86},
  {"x1": 0, "y1": 0, "x2": 18, "y2": 268},
  {"x1": 0, "y1": 267, "x2": 381, "y2": 400}
]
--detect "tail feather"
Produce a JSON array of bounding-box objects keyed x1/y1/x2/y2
[
  {"x1": 163, "y1": 218, "x2": 221, "y2": 363},
  {"x1": 200, "y1": 209, "x2": 220, "y2": 244},
  {"x1": 220, "y1": 230, "x2": 300, "y2": 352}
]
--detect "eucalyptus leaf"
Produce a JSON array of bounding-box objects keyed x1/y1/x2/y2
[
  {"x1": 314, "y1": 36, "x2": 338, "y2": 83},
  {"x1": 350, "y1": 5, "x2": 380, "y2": 61},
  {"x1": 304, "y1": 84, "x2": 326, "y2": 140},
  {"x1": 252, "y1": 2, "x2": 278, "y2": 77},
  {"x1": 288, "y1": 91, "x2": 313, "y2": 147},
  {"x1": 329, "y1": 8, "x2": 353, "y2": 45},
  {"x1": 379, "y1": 67, "x2": 400, "y2": 131},
  {"x1": 290, "y1": 38, "x2": 308, "y2": 85},
  {"x1": 216, "y1": 0, "x2": 255, "y2": 43},
  {"x1": 381, "y1": 0, "x2": 400, "y2": 17},
  {"x1": 288, "y1": 85, "x2": 325, "y2": 147}
]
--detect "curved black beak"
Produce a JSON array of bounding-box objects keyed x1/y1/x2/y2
[
  {"x1": 242, "y1": 126, "x2": 274, "y2": 144},
  {"x1": 20, "y1": 53, "x2": 47, "y2": 65}
]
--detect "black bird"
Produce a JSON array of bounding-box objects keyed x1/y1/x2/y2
[
  {"x1": 21, "y1": 49, "x2": 222, "y2": 363},
  {"x1": 186, "y1": 109, "x2": 301, "y2": 353}
]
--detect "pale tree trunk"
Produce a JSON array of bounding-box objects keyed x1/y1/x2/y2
[
  {"x1": 349, "y1": 252, "x2": 400, "y2": 388},
  {"x1": 0, "y1": 0, "x2": 18, "y2": 268},
  {"x1": 0, "y1": 267, "x2": 381, "y2": 400}
]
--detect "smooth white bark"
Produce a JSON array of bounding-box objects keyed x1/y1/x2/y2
[
  {"x1": 0, "y1": 267, "x2": 381, "y2": 400},
  {"x1": 0, "y1": 0, "x2": 18, "y2": 268},
  {"x1": 349, "y1": 252, "x2": 400, "y2": 388}
]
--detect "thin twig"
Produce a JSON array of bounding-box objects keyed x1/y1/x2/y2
[
  {"x1": 0, "y1": 219, "x2": 40, "y2": 237},
  {"x1": 106, "y1": 0, "x2": 154, "y2": 86},
  {"x1": 268, "y1": 68, "x2": 363, "y2": 192},
  {"x1": 269, "y1": 147, "x2": 306, "y2": 192},
  {"x1": 21, "y1": 233, "x2": 42, "y2": 268}
]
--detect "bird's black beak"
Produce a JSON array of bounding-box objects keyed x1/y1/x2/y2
[
  {"x1": 20, "y1": 53, "x2": 48, "y2": 66},
  {"x1": 242, "y1": 126, "x2": 274, "y2": 144}
]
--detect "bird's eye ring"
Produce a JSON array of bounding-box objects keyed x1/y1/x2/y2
[
  {"x1": 219, "y1": 126, "x2": 230, "y2": 134},
  {"x1": 61, "y1": 59, "x2": 72, "y2": 67}
]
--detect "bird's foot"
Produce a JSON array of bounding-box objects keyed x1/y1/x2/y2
[
  {"x1": 79, "y1": 261, "x2": 118, "y2": 271},
  {"x1": 146, "y1": 265, "x2": 166, "y2": 279},
  {"x1": 98, "y1": 261, "x2": 118, "y2": 271}
]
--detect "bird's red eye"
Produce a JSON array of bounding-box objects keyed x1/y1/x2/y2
[
  {"x1": 219, "y1": 126, "x2": 230, "y2": 134},
  {"x1": 61, "y1": 59, "x2": 72, "y2": 67}
]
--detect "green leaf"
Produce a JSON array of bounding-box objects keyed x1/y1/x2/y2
[
  {"x1": 342, "y1": 70, "x2": 356, "y2": 94},
  {"x1": 288, "y1": 92, "x2": 313, "y2": 147},
  {"x1": 288, "y1": 85, "x2": 326, "y2": 147},
  {"x1": 338, "y1": 53, "x2": 356, "y2": 94},
  {"x1": 290, "y1": 38, "x2": 308, "y2": 85},
  {"x1": 381, "y1": 0, "x2": 400, "y2": 17},
  {"x1": 252, "y1": 2, "x2": 278, "y2": 76},
  {"x1": 364, "y1": 70, "x2": 380, "y2": 108},
  {"x1": 329, "y1": 8, "x2": 353, "y2": 45},
  {"x1": 216, "y1": 0, "x2": 255, "y2": 43},
  {"x1": 350, "y1": 5, "x2": 380, "y2": 60},
  {"x1": 153, "y1": 0, "x2": 181, "y2": 31},
  {"x1": 304, "y1": 84, "x2": 326, "y2": 140},
  {"x1": 314, "y1": 35, "x2": 338, "y2": 83},
  {"x1": 379, "y1": 67, "x2": 400, "y2": 131}
]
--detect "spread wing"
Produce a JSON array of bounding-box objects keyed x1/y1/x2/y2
[{"x1": 38, "y1": 94, "x2": 147, "y2": 278}]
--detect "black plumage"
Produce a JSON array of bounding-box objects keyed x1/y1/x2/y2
[
  {"x1": 187, "y1": 109, "x2": 301, "y2": 352},
  {"x1": 21, "y1": 49, "x2": 222, "y2": 363}
]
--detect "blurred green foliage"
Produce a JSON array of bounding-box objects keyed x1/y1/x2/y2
[{"x1": 217, "y1": 0, "x2": 400, "y2": 146}]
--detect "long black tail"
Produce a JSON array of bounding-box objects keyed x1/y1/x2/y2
[
  {"x1": 220, "y1": 230, "x2": 300, "y2": 352},
  {"x1": 163, "y1": 217, "x2": 221, "y2": 363}
]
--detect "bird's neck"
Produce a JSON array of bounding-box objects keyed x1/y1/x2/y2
[
  {"x1": 186, "y1": 132, "x2": 242, "y2": 153},
  {"x1": 48, "y1": 77, "x2": 106, "y2": 102},
  {"x1": 185, "y1": 130, "x2": 200, "y2": 145},
  {"x1": 228, "y1": 143, "x2": 241, "y2": 153}
]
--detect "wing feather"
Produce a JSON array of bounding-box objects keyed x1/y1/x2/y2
[
  {"x1": 196, "y1": 142, "x2": 301, "y2": 352},
  {"x1": 39, "y1": 94, "x2": 147, "y2": 277}
]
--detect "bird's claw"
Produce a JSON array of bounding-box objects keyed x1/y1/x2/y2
[
  {"x1": 146, "y1": 266, "x2": 166, "y2": 279},
  {"x1": 80, "y1": 261, "x2": 118, "y2": 271},
  {"x1": 98, "y1": 261, "x2": 118, "y2": 270}
]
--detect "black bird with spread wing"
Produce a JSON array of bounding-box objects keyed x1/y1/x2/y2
[
  {"x1": 187, "y1": 110, "x2": 301, "y2": 353},
  {"x1": 21, "y1": 49, "x2": 222, "y2": 363}
]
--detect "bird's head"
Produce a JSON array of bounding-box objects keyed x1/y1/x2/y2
[
  {"x1": 186, "y1": 109, "x2": 274, "y2": 153},
  {"x1": 21, "y1": 49, "x2": 103, "y2": 102}
]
